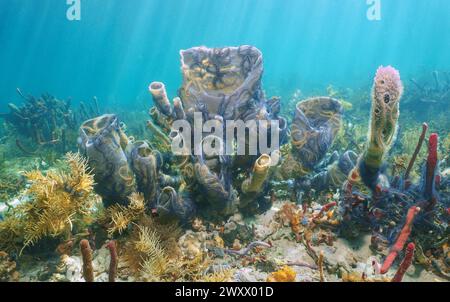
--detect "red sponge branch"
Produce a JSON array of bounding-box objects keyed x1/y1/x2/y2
[
  {"x1": 80, "y1": 239, "x2": 94, "y2": 282},
  {"x1": 380, "y1": 206, "x2": 420, "y2": 274},
  {"x1": 106, "y1": 240, "x2": 118, "y2": 282},
  {"x1": 425, "y1": 133, "x2": 438, "y2": 198},
  {"x1": 392, "y1": 242, "x2": 415, "y2": 282}
]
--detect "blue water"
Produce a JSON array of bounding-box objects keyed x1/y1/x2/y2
[{"x1": 0, "y1": 0, "x2": 449, "y2": 108}]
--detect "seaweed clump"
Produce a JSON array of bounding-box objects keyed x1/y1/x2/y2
[
  {"x1": 98, "y1": 192, "x2": 147, "y2": 236},
  {"x1": 0, "y1": 89, "x2": 101, "y2": 156},
  {"x1": 0, "y1": 152, "x2": 96, "y2": 254},
  {"x1": 117, "y1": 216, "x2": 214, "y2": 282},
  {"x1": 124, "y1": 224, "x2": 168, "y2": 279}
]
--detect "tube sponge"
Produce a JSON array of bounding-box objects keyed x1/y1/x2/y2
[
  {"x1": 359, "y1": 66, "x2": 403, "y2": 189},
  {"x1": 106, "y1": 240, "x2": 118, "y2": 282},
  {"x1": 149, "y1": 82, "x2": 172, "y2": 117},
  {"x1": 242, "y1": 154, "x2": 272, "y2": 194},
  {"x1": 80, "y1": 239, "x2": 94, "y2": 282},
  {"x1": 156, "y1": 186, "x2": 196, "y2": 223},
  {"x1": 366, "y1": 66, "x2": 403, "y2": 166},
  {"x1": 424, "y1": 133, "x2": 438, "y2": 199},
  {"x1": 380, "y1": 206, "x2": 420, "y2": 274},
  {"x1": 391, "y1": 242, "x2": 415, "y2": 282},
  {"x1": 280, "y1": 97, "x2": 342, "y2": 179},
  {"x1": 173, "y1": 97, "x2": 186, "y2": 120},
  {"x1": 78, "y1": 114, "x2": 136, "y2": 207},
  {"x1": 127, "y1": 140, "x2": 159, "y2": 208}
]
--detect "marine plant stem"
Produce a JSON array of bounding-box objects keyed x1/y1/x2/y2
[{"x1": 404, "y1": 123, "x2": 428, "y2": 182}]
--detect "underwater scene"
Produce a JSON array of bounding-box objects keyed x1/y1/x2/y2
[{"x1": 0, "y1": 0, "x2": 449, "y2": 284}]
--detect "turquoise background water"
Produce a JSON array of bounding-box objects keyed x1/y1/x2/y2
[{"x1": 0, "y1": 0, "x2": 449, "y2": 109}]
